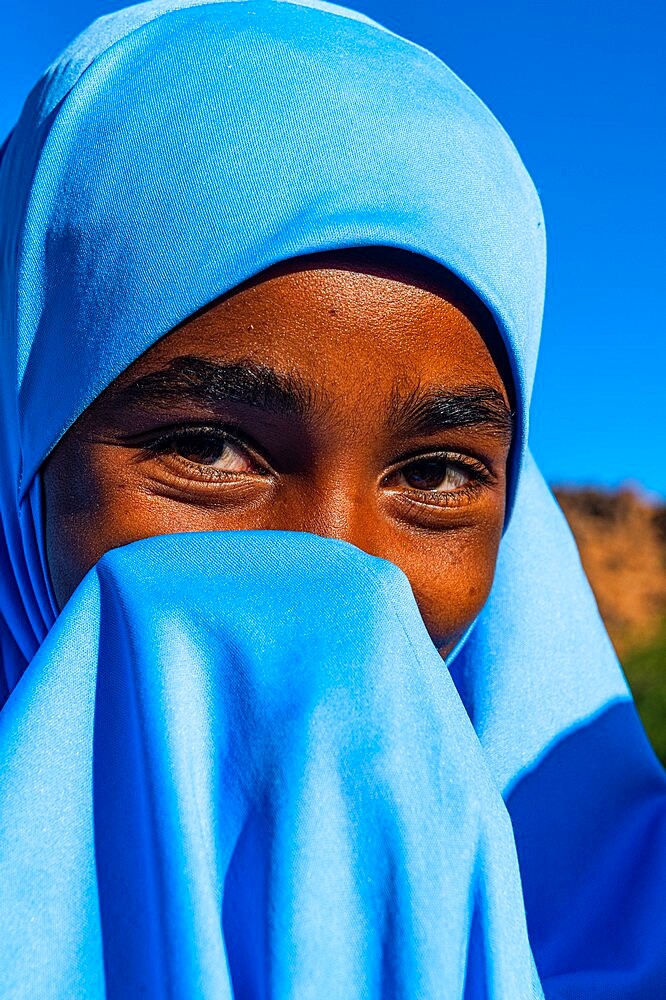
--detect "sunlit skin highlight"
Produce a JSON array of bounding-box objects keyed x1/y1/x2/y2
[{"x1": 43, "y1": 250, "x2": 513, "y2": 657}]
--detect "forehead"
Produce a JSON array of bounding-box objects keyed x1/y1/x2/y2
[{"x1": 127, "y1": 254, "x2": 509, "y2": 401}]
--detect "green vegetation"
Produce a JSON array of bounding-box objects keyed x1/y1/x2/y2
[{"x1": 623, "y1": 621, "x2": 666, "y2": 766}]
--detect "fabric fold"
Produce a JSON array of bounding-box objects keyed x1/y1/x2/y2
[
  {"x1": 0, "y1": 531, "x2": 543, "y2": 998},
  {"x1": 1, "y1": 2, "x2": 664, "y2": 995}
]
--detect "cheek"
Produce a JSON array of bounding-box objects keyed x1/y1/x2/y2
[
  {"x1": 43, "y1": 442, "x2": 165, "y2": 607},
  {"x1": 47, "y1": 464, "x2": 181, "y2": 576},
  {"x1": 44, "y1": 443, "x2": 274, "y2": 607},
  {"x1": 43, "y1": 440, "x2": 112, "y2": 607},
  {"x1": 44, "y1": 436, "x2": 506, "y2": 631},
  {"x1": 390, "y1": 523, "x2": 503, "y2": 655}
]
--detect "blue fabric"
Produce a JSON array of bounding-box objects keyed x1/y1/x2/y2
[
  {"x1": 0, "y1": 531, "x2": 544, "y2": 997},
  {"x1": 0, "y1": 1, "x2": 664, "y2": 996}
]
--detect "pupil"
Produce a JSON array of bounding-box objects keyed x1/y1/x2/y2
[
  {"x1": 178, "y1": 433, "x2": 224, "y2": 464},
  {"x1": 404, "y1": 460, "x2": 446, "y2": 490}
]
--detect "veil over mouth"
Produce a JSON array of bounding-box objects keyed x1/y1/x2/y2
[{"x1": 0, "y1": 3, "x2": 664, "y2": 997}]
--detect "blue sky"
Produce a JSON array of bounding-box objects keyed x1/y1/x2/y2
[{"x1": 2, "y1": 0, "x2": 664, "y2": 494}]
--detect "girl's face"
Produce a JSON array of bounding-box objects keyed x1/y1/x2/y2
[{"x1": 43, "y1": 253, "x2": 513, "y2": 656}]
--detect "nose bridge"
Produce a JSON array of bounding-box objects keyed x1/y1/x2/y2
[{"x1": 297, "y1": 476, "x2": 382, "y2": 558}]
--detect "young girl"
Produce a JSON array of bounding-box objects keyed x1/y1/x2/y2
[{"x1": 1, "y1": 1, "x2": 664, "y2": 996}]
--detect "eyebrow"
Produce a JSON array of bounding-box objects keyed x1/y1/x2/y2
[
  {"x1": 116, "y1": 355, "x2": 513, "y2": 441},
  {"x1": 389, "y1": 383, "x2": 514, "y2": 442},
  {"x1": 117, "y1": 355, "x2": 314, "y2": 417}
]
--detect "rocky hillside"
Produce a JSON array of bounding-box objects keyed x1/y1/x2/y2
[
  {"x1": 554, "y1": 486, "x2": 666, "y2": 658},
  {"x1": 554, "y1": 485, "x2": 666, "y2": 763}
]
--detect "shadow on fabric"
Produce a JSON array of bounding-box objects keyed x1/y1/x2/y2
[{"x1": 507, "y1": 701, "x2": 666, "y2": 998}]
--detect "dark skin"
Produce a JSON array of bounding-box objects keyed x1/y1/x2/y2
[{"x1": 43, "y1": 249, "x2": 513, "y2": 657}]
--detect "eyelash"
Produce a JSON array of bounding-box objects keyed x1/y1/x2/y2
[
  {"x1": 139, "y1": 425, "x2": 267, "y2": 477},
  {"x1": 384, "y1": 452, "x2": 492, "y2": 507},
  {"x1": 138, "y1": 425, "x2": 493, "y2": 504}
]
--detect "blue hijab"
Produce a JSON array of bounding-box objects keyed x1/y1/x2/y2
[{"x1": 0, "y1": 1, "x2": 664, "y2": 996}]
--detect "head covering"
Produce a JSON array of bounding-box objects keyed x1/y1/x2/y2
[
  {"x1": 0, "y1": 0, "x2": 544, "y2": 689},
  {"x1": 0, "y1": 1, "x2": 664, "y2": 996}
]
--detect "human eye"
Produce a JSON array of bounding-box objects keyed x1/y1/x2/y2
[
  {"x1": 384, "y1": 451, "x2": 493, "y2": 508},
  {"x1": 139, "y1": 425, "x2": 269, "y2": 480}
]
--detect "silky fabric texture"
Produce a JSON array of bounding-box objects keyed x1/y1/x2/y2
[
  {"x1": 0, "y1": 1, "x2": 664, "y2": 997},
  {"x1": 0, "y1": 0, "x2": 545, "y2": 685},
  {"x1": 0, "y1": 531, "x2": 544, "y2": 998}
]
